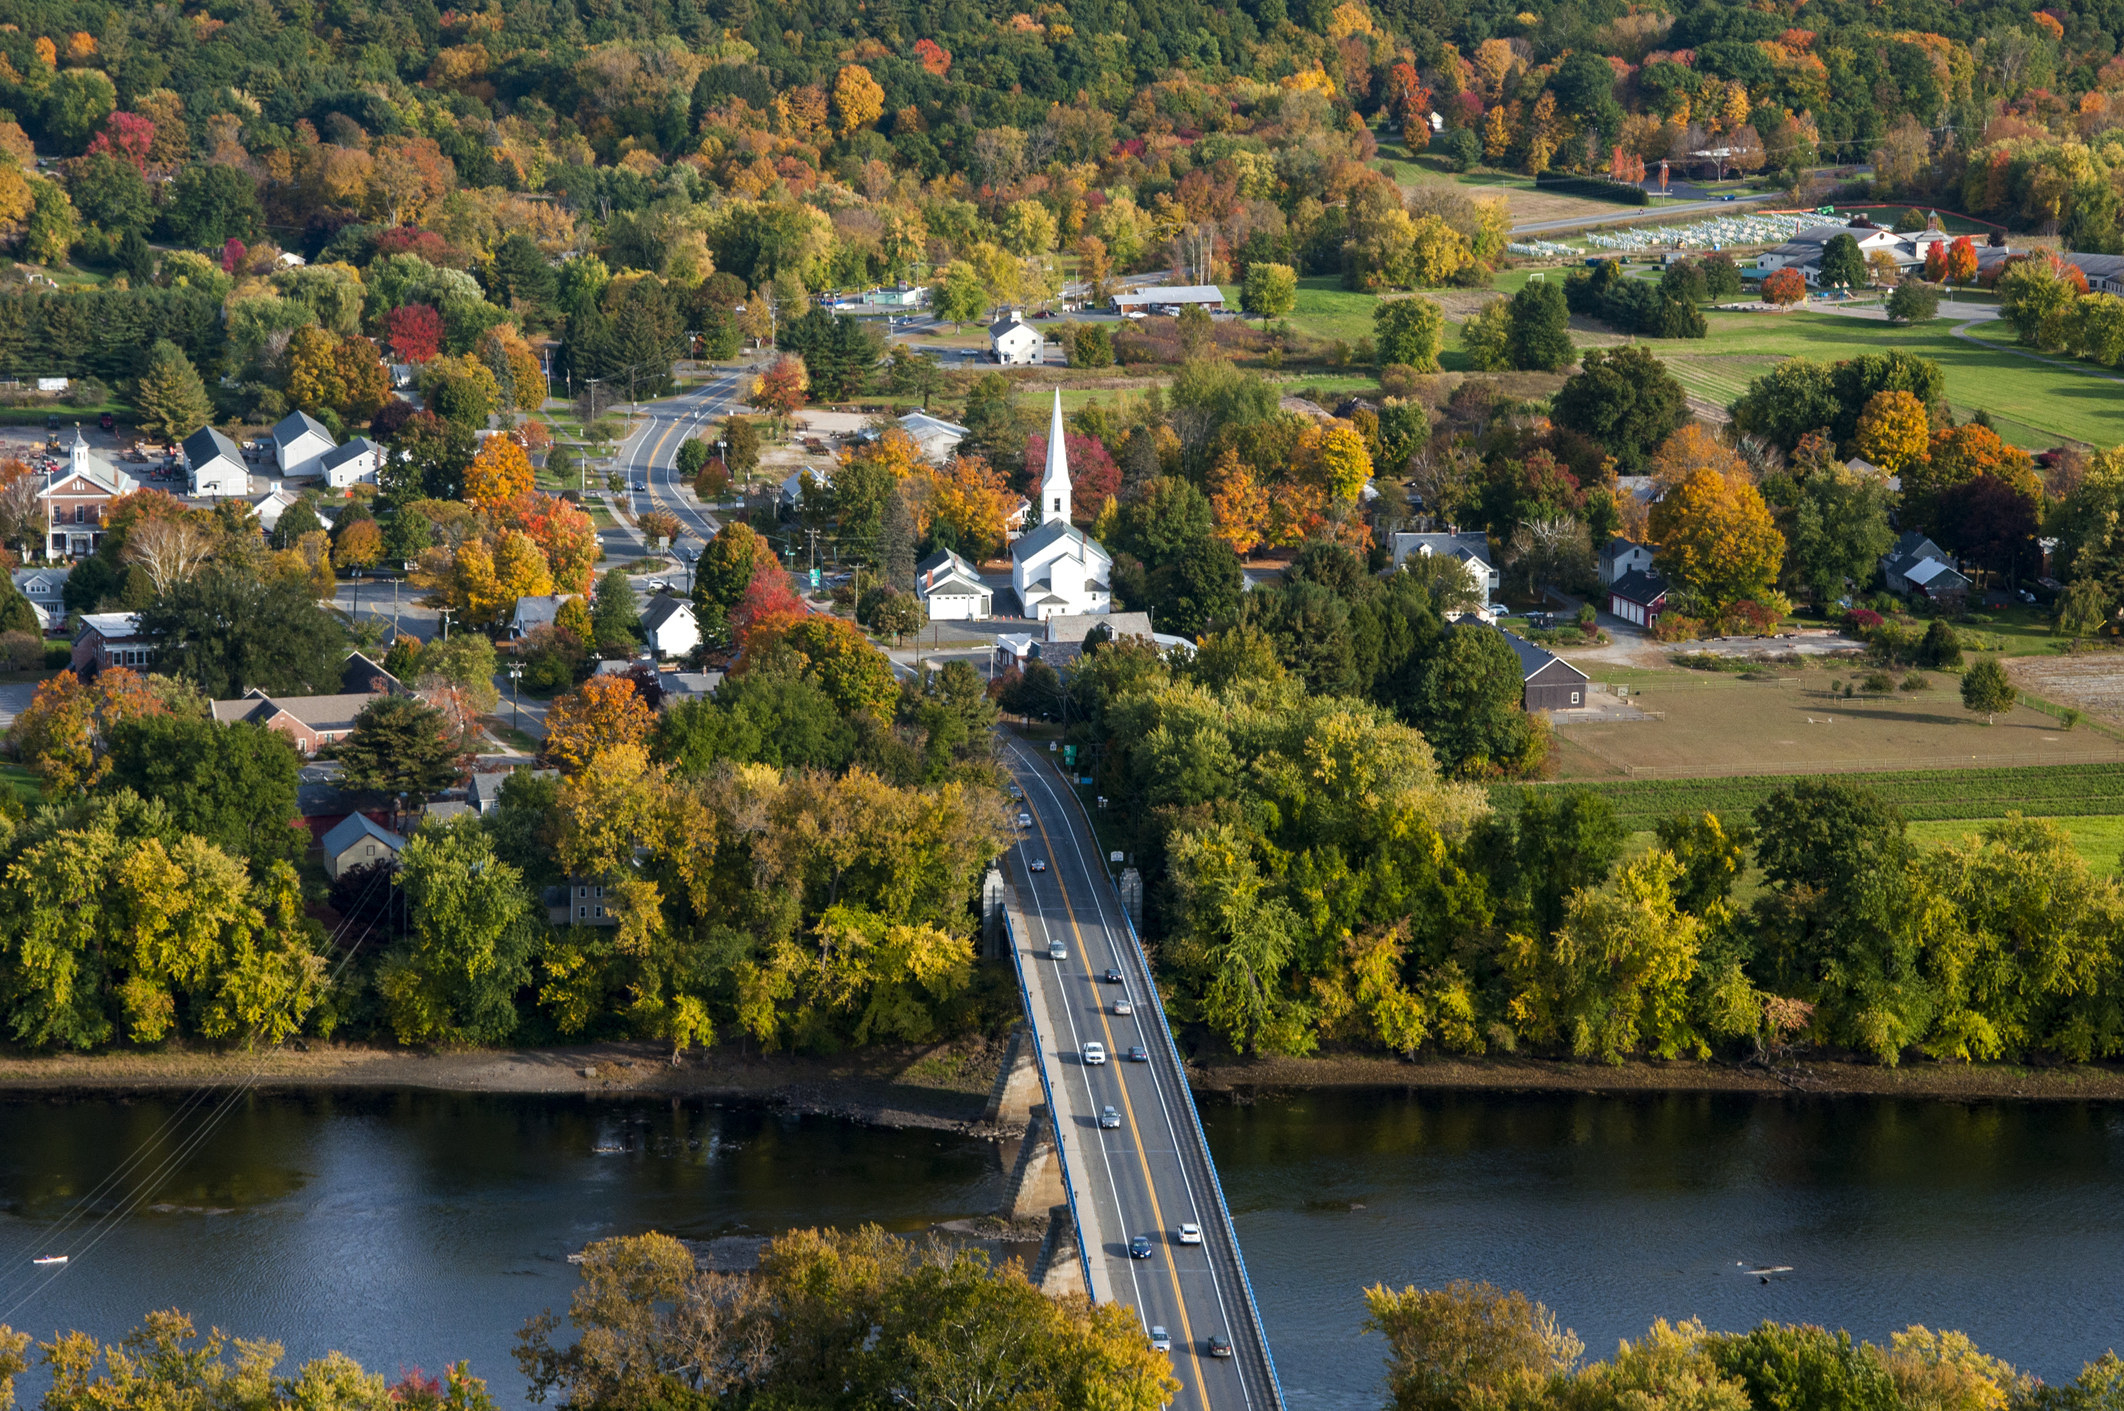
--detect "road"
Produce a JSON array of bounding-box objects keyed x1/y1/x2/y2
[
  {"x1": 1001, "y1": 737, "x2": 1283, "y2": 1411},
  {"x1": 608, "y1": 365, "x2": 756, "y2": 556}
]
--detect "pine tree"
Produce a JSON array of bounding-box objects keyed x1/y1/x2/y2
[
  {"x1": 592, "y1": 567, "x2": 641, "y2": 649},
  {"x1": 880, "y1": 484, "x2": 917, "y2": 592},
  {"x1": 133, "y1": 339, "x2": 213, "y2": 443}
]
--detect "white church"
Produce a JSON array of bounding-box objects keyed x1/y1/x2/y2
[{"x1": 1010, "y1": 390, "x2": 1112, "y2": 621}]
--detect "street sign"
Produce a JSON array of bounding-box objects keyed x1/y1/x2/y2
[{"x1": 809, "y1": 567, "x2": 821, "y2": 588}]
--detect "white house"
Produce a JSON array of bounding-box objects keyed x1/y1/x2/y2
[
  {"x1": 1754, "y1": 218, "x2": 1953, "y2": 287},
  {"x1": 320, "y1": 812, "x2": 406, "y2": 881},
  {"x1": 989, "y1": 312, "x2": 1045, "y2": 366},
  {"x1": 319, "y1": 437, "x2": 381, "y2": 490},
  {"x1": 510, "y1": 594, "x2": 568, "y2": 638},
  {"x1": 181, "y1": 425, "x2": 249, "y2": 498},
  {"x1": 272, "y1": 410, "x2": 338, "y2": 479},
  {"x1": 11, "y1": 566, "x2": 66, "y2": 630},
  {"x1": 638, "y1": 594, "x2": 700, "y2": 657},
  {"x1": 1388, "y1": 531, "x2": 1500, "y2": 601},
  {"x1": 1010, "y1": 390, "x2": 1112, "y2": 621},
  {"x1": 1598, "y1": 537, "x2": 1654, "y2": 586},
  {"x1": 916, "y1": 548, "x2": 992, "y2": 620},
  {"x1": 252, "y1": 485, "x2": 303, "y2": 534},
  {"x1": 897, "y1": 411, "x2": 970, "y2": 463}
]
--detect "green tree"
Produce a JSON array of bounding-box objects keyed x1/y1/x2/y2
[
  {"x1": 1242, "y1": 261, "x2": 1298, "y2": 324},
  {"x1": 592, "y1": 568, "x2": 641, "y2": 649},
  {"x1": 1960, "y1": 656, "x2": 2017, "y2": 723},
  {"x1": 379, "y1": 816, "x2": 534, "y2": 1046},
  {"x1": 1506, "y1": 279, "x2": 1573, "y2": 371},
  {"x1": 159, "y1": 163, "x2": 262, "y2": 246},
  {"x1": 1818, "y1": 232, "x2": 1867, "y2": 290},
  {"x1": 132, "y1": 339, "x2": 214, "y2": 443},
  {"x1": 1374, "y1": 296, "x2": 1445, "y2": 372},
  {"x1": 692, "y1": 521, "x2": 768, "y2": 643},
  {"x1": 934, "y1": 261, "x2": 988, "y2": 329},
  {"x1": 335, "y1": 695, "x2": 471, "y2": 801},
  {"x1": 1411, "y1": 624, "x2": 1541, "y2": 777},
  {"x1": 68, "y1": 153, "x2": 152, "y2": 243},
  {"x1": 22, "y1": 177, "x2": 77, "y2": 266},
  {"x1": 1460, "y1": 299, "x2": 1512, "y2": 371},
  {"x1": 654, "y1": 669, "x2": 856, "y2": 772},
  {"x1": 102, "y1": 716, "x2": 305, "y2": 869},
  {"x1": 1918, "y1": 619, "x2": 1963, "y2": 669},
  {"x1": 1751, "y1": 779, "x2": 1908, "y2": 896},
  {"x1": 1550, "y1": 345, "x2": 1688, "y2": 474},
  {"x1": 137, "y1": 566, "x2": 348, "y2": 699},
  {"x1": 1886, "y1": 281, "x2": 1942, "y2": 324}
]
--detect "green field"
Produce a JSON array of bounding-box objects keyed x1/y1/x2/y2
[
  {"x1": 1497, "y1": 762, "x2": 2124, "y2": 830},
  {"x1": 1660, "y1": 309, "x2": 2124, "y2": 448}
]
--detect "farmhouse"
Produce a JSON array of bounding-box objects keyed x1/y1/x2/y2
[
  {"x1": 1882, "y1": 531, "x2": 1972, "y2": 601},
  {"x1": 1598, "y1": 538, "x2": 1654, "y2": 586},
  {"x1": 1498, "y1": 627, "x2": 1590, "y2": 711},
  {"x1": 1388, "y1": 530, "x2": 1500, "y2": 601},
  {"x1": 989, "y1": 312, "x2": 1045, "y2": 366}
]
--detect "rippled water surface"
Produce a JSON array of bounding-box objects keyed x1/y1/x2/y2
[{"x1": 4, "y1": 1088, "x2": 2124, "y2": 1410}]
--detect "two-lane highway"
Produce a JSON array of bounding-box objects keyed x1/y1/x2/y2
[
  {"x1": 606, "y1": 363, "x2": 755, "y2": 550},
  {"x1": 1001, "y1": 737, "x2": 1284, "y2": 1411}
]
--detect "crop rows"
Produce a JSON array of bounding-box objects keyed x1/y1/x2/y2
[{"x1": 1493, "y1": 763, "x2": 2124, "y2": 827}]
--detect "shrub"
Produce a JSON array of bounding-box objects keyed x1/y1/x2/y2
[
  {"x1": 0, "y1": 630, "x2": 39, "y2": 671},
  {"x1": 1862, "y1": 672, "x2": 1895, "y2": 693},
  {"x1": 1900, "y1": 671, "x2": 1929, "y2": 691},
  {"x1": 1651, "y1": 613, "x2": 1705, "y2": 643},
  {"x1": 1719, "y1": 600, "x2": 1783, "y2": 635},
  {"x1": 2063, "y1": 707, "x2": 2084, "y2": 730},
  {"x1": 1379, "y1": 363, "x2": 1423, "y2": 398},
  {"x1": 1844, "y1": 608, "x2": 1884, "y2": 632},
  {"x1": 1917, "y1": 619, "x2": 1962, "y2": 669}
]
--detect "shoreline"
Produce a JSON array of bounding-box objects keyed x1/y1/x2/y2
[{"x1": 3, "y1": 1044, "x2": 2124, "y2": 1122}]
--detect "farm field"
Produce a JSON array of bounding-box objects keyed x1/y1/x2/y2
[
  {"x1": 1550, "y1": 668, "x2": 2122, "y2": 780},
  {"x1": 1370, "y1": 142, "x2": 1637, "y2": 228}
]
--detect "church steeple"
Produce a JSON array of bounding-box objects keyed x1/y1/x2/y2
[
  {"x1": 1040, "y1": 388, "x2": 1070, "y2": 525},
  {"x1": 68, "y1": 426, "x2": 91, "y2": 479}
]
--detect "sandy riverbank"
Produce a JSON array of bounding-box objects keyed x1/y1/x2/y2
[{"x1": 4, "y1": 1041, "x2": 2124, "y2": 1117}]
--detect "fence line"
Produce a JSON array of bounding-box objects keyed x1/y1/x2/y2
[{"x1": 1583, "y1": 749, "x2": 2124, "y2": 780}]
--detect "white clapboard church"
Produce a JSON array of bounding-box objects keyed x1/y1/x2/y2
[{"x1": 1009, "y1": 389, "x2": 1111, "y2": 621}]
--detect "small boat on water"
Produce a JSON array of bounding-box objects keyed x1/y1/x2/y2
[{"x1": 32, "y1": 1255, "x2": 66, "y2": 1266}]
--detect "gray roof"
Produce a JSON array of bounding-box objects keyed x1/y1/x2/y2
[
  {"x1": 639, "y1": 594, "x2": 694, "y2": 632},
  {"x1": 512, "y1": 595, "x2": 567, "y2": 629},
  {"x1": 1884, "y1": 531, "x2": 1952, "y2": 578},
  {"x1": 1390, "y1": 530, "x2": 1492, "y2": 568},
  {"x1": 341, "y1": 651, "x2": 401, "y2": 695},
  {"x1": 1608, "y1": 569, "x2": 1667, "y2": 605},
  {"x1": 319, "y1": 437, "x2": 379, "y2": 471},
  {"x1": 183, "y1": 425, "x2": 244, "y2": 468},
  {"x1": 1494, "y1": 626, "x2": 1589, "y2": 685},
  {"x1": 1010, "y1": 518, "x2": 1113, "y2": 566},
  {"x1": 272, "y1": 409, "x2": 332, "y2": 448},
  {"x1": 211, "y1": 690, "x2": 376, "y2": 732},
  {"x1": 1046, "y1": 611, "x2": 1152, "y2": 643},
  {"x1": 989, "y1": 315, "x2": 1038, "y2": 339},
  {"x1": 320, "y1": 811, "x2": 405, "y2": 858},
  {"x1": 1111, "y1": 285, "x2": 1225, "y2": 304},
  {"x1": 12, "y1": 566, "x2": 68, "y2": 595}
]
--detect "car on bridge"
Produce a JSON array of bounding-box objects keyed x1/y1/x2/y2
[
  {"x1": 1177, "y1": 1222, "x2": 1202, "y2": 1245},
  {"x1": 1029, "y1": 858, "x2": 1047, "y2": 872},
  {"x1": 1113, "y1": 997, "x2": 1133, "y2": 1016},
  {"x1": 1082, "y1": 1042, "x2": 1106, "y2": 1065},
  {"x1": 1048, "y1": 941, "x2": 1067, "y2": 961},
  {"x1": 1099, "y1": 1106, "x2": 1121, "y2": 1129},
  {"x1": 1207, "y1": 1334, "x2": 1233, "y2": 1358},
  {"x1": 1102, "y1": 967, "x2": 1123, "y2": 983},
  {"x1": 1128, "y1": 1044, "x2": 1149, "y2": 1062},
  {"x1": 1148, "y1": 1326, "x2": 1170, "y2": 1352},
  {"x1": 1129, "y1": 1235, "x2": 1153, "y2": 1259}
]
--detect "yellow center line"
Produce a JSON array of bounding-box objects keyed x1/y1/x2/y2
[{"x1": 1022, "y1": 773, "x2": 1208, "y2": 1407}]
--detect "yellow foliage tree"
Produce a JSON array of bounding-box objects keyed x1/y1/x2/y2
[
  {"x1": 493, "y1": 528, "x2": 555, "y2": 603},
  {"x1": 544, "y1": 675, "x2": 657, "y2": 773},
  {"x1": 832, "y1": 65, "x2": 886, "y2": 136},
  {"x1": 922, "y1": 454, "x2": 1015, "y2": 562},
  {"x1": 1648, "y1": 466, "x2": 1786, "y2": 610},
  {"x1": 1207, "y1": 448, "x2": 1270, "y2": 555},
  {"x1": 1313, "y1": 424, "x2": 1375, "y2": 502},
  {"x1": 465, "y1": 433, "x2": 534, "y2": 508},
  {"x1": 1854, "y1": 389, "x2": 1931, "y2": 475}
]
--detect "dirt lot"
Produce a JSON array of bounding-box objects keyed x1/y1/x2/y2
[
  {"x1": 2005, "y1": 654, "x2": 2124, "y2": 724},
  {"x1": 1552, "y1": 669, "x2": 2124, "y2": 779}
]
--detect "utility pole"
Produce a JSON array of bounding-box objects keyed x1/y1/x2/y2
[
  {"x1": 508, "y1": 663, "x2": 523, "y2": 734},
  {"x1": 438, "y1": 606, "x2": 454, "y2": 642}
]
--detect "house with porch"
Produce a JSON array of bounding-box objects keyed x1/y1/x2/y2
[{"x1": 40, "y1": 431, "x2": 139, "y2": 559}]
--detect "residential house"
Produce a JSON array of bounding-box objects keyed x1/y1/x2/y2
[
  {"x1": 1598, "y1": 538, "x2": 1654, "y2": 587},
  {"x1": 778, "y1": 465, "x2": 832, "y2": 511},
  {"x1": 545, "y1": 880, "x2": 620, "y2": 927},
  {"x1": 211, "y1": 688, "x2": 379, "y2": 754},
  {"x1": 72, "y1": 612, "x2": 147, "y2": 673},
  {"x1": 182, "y1": 426, "x2": 248, "y2": 498},
  {"x1": 1388, "y1": 530, "x2": 1501, "y2": 601},
  {"x1": 989, "y1": 312, "x2": 1045, "y2": 366},
  {"x1": 1495, "y1": 627, "x2": 1591, "y2": 711},
  {"x1": 659, "y1": 671, "x2": 724, "y2": 706},
  {"x1": 510, "y1": 594, "x2": 568, "y2": 638},
  {"x1": 320, "y1": 437, "x2": 381, "y2": 490},
  {"x1": 321, "y1": 812, "x2": 406, "y2": 880},
  {"x1": 40, "y1": 431, "x2": 140, "y2": 558},
  {"x1": 1010, "y1": 392, "x2": 1111, "y2": 619},
  {"x1": 916, "y1": 548, "x2": 993, "y2": 620},
  {"x1": 1607, "y1": 569, "x2": 1669, "y2": 629},
  {"x1": 1109, "y1": 285, "x2": 1227, "y2": 313},
  {"x1": 11, "y1": 566, "x2": 67, "y2": 631},
  {"x1": 896, "y1": 411, "x2": 970, "y2": 463},
  {"x1": 252, "y1": 485, "x2": 303, "y2": 534},
  {"x1": 2064, "y1": 252, "x2": 2124, "y2": 295},
  {"x1": 468, "y1": 765, "x2": 558, "y2": 815},
  {"x1": 272, "y1": 410, "x2": 338, "y2": 479},
  {"x1": 992, "y1": 611, "x2": 1177, "y2": 674},
  {"x1": 639, "y1": 594, "x2": 700, "y2": 657},
  {"x1": 1882, "y1": 531, "x2": 1972, "y2": 601},
  {"x1": 340, "y1": 651, "x2": 403, "y2": 695}
]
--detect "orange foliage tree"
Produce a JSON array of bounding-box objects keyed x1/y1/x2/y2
[
  {"x1": 542, "y1": 675, "x2": 656, "y2": 772},
  {"x1": 1761, "y1": 267, "x2": 1806, "y2": 305},
  {"x1": 923, "y1": 455, "x2": 1016, "y2": 562},
  {"x1": 465, "y1": 435, "x2": 535, "y2": 509},
  {"x1": 1207, "y1": 448, "x2": 1270, "y2": 555},
  {"x1": 1648, "y1": 466, "x2": 1785, "y2": 611},
  {"x1": 751, "y1": 356, "x2": 810, "y2": 418}
]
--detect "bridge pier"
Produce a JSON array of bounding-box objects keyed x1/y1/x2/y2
[
  {"x1": 1029, "y1": 1203, "x2": 1085, "y2": 1297},
  {"x1": 1000, "y1": 1104, "x2": 1067, "y2": 1220},
  {"x1": 981, "y1": 865, "x2": 1008, "y2": 959},
  {"x1": 981, "y1": 1022, "x2": 1042, "y2": 1129}
]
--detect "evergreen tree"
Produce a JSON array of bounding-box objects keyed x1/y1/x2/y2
[
  {"x1": 880, "y1": 483, "x2": 917, "y2": 591},
  {"x1": 592, "y1": 568, "x2": 641, "y2": 649},
  {"x1": 132, "y1": 339, "x2": 214, "y2": 443},
  {"x1": 336, "y1": 694, "x2": 471, "y2": 801}
]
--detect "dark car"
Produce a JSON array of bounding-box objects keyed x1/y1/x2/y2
[
  {"x1": 1102, "y1": 967, "x2": 1123, "y2": 984},
  {"x1": 1128, "y1": 1045, "x2": 1150, "y2": 1062},
  {"x1": 98, "y1": 412, "x2": 114, "y2": 430},
  {"x1": 1207, "y1": 1334, "x2": 1233, "y2": 1357},
  {"x1": 1129, "y1": 1235, "x2": 1153, "y2": 1259}
]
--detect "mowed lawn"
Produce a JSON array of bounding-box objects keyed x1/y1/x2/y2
[
  {"x1": 1661, "y1": 309, "x2": 2124, "y2": 448},
  {"x1": 1907, "y1": 814, "x2": 2124, "y2": 872},
  {"x1": 1551, "y1": 669, "x2": 2124, "y2": 780}
]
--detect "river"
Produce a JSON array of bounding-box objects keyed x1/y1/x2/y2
[{"x1": 2, "y1": 1088, "x2": 2123, "y2": 1409}]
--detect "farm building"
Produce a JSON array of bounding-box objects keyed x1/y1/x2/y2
[
  {"x1": 1608, "y1": 570, "x2": 1669, "y2": 629},
  {"x1": 1497, "y1": 627, "x2": 1590, "y2": 712}
]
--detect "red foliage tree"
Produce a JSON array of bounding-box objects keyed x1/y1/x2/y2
[
  {"x1": 84, "y1": 111, "x2": 154, "y2": 171},
  {"x1": 386, "y1": 304, "x2": 445, "y2": 363},
  {"x1": 914, "y1": 38, "x2": 952, "y2": 75},
  {"x1": 220, "y1": 238, "x2": 246, "y2": 274},
  {"x1": 1945, "y1": 235, "x2": 1979, "y2": 286},
  {"x1": 1021, "y1": 431, "x2": 1120, "y2": 517},
  {"x1": 734, "y1": 557, "x2": 804, "y2": 645},
  {"x1": 1762, "y1": 267, "x2": 1807, "y2": 305},
  {"x1": 374, "y1": 227, "x2": 456, "y2": 264}
]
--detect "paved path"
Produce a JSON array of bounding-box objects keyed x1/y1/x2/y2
[{"x1": 1947, "y1": 318, "x2": 2124, "y2": 389}]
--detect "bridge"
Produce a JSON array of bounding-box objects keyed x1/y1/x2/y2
[{"x1": 985, "y1": 737, "x2": 1285, "y2": 1410}]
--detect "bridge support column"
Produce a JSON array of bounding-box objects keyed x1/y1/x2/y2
[
  {"x1": 1029, "y1": 1203, "x2": 1085, "y2": 1297},
  {"x1": 980, "y1": 866, "x2": 1007, "y2": 959},
  {"x1": 1001, "y1": 1104, "x2": 1067, "y2": 1221},
  {"x1": 1117, "y1": 866, "x2": 1143, "y2": 931},
  {"x1": 981, "y1": 1022, "x2": 1042, "y2": 1129}
]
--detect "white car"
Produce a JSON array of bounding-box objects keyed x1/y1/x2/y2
[
  {"x1": 1177, "y1": 1223, "x2": 1202, "y2": 1245},
  {"x1": 1082, "y1": 1042, "x2": 1106, "y2": 1066},
  {"x1": 1017, "y1": 811, "x2": 1032, "y2": 827},
  {"x1": 1113, "y1": 998, "x2": 1133, "y2": 1016},
  {"x1": 1149, "y1": 1325, "x2": 1171, "y2": 1352}
]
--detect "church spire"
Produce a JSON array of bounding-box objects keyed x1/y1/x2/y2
[{"x1": 1040, "y1": 388, "x2": 1070, "y2": 525}]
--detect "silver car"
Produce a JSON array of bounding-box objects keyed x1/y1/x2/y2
[
  {"x1": 1099, "y1": 1106, "x2": 1121, "y2": 1129},
  {"x1": 1149, "y1": 1324, "x2": 1171, "y2": 1352}
]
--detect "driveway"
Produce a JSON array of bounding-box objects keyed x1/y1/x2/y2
[{"x1": 0, "y1": 680, "x2": 35, "y2": 731}]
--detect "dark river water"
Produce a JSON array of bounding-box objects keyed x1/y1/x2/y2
[{"x1": 2, "y1": 1088, "x2": 2122, "y2": 1410}]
